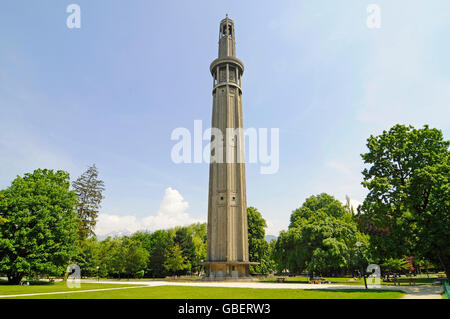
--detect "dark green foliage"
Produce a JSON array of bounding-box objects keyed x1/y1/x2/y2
[
  {"x1": 174, "y1": 227, "x2": 196, "y2": 273},
  {"x1": 72, "y1": 164, "x2": 105, "y2": 240},
  {"x1": 92, "y1": 236, "x2": 149, "y2": 278},
  {"x1": 360, "y1": 124, "x2": 449, "y2": 278},
  {"x1": 74, "y1": 237, "x2": 99, "y2": 277},
  {"x1": 274, "y1": 194, "x2": 369, "y2": 276},
  {"x1": 92, "y1": 223, "x2": 207, "y2": 278},
  {"x1": 247, "y1": 207, "x2": 274, "y2": 275},
  {"x1": 164, "y1": 244, "x2": 188, "y2": 275},
  {"x1": 0, "y1": 169, "x2": 79, "y2": 284},
  {"x1": 144, "y1": 230, "x2": 173, "y2": 277},
  {"x1": 188, "y1": 223, "x2": 207, "y2": 274}
]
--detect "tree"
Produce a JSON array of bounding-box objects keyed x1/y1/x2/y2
[
  {"x1": 164, "y1": 244, "x2": 188, "y2": 275},
  {"x1": 122, "y1": 238, "x2": 149, "y2": 277},
  {"x1": 74, "y1": 237, "x2": 99, "y2": 277},
  {"x1": 97, "y1": 237, "x2": 117, "y2": 278},
  {"x1": 0, "y1": 169, "x2": 79, "y2": 284},
  {"x1": 174, "y1": 227, "x2": 196, "y2": 274},
  {"x1": 361, "y1": 124, "x2": 449, "y2": 278},
  {"x1": 190, "y1": 223, "x2": 207, "y2": 274},
  {"x1": 274, "y1": 193, "x2": 369, "y2": 277},
  {"x1": 106, "y1": 237, "x2": 126, "y2": 278},
  {"x1": 247, "y1": 207, "x2": 274, "y2": 275},
  {"x1": 130, "y1": 224, "x2": 207, "y2": 277},
  {"x1": 147, "y1": 230, "x2": 172, "y2": 277},
  {"x1": 72, "y1": 164, "x2": 105, "y2": 240},
  {"x1": 381, "y1": 258, "x2": 409, "y2": 276}
]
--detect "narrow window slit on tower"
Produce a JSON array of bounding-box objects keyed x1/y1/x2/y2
[{"x1": 229, "y1": 67, "x2": 236, "y2": 82}]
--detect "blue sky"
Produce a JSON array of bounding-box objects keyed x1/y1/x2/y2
[{"x1": 1, "y1": 1, "x2": 449, "y2": 236}]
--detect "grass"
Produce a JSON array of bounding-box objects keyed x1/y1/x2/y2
[
  {"x1": 0, "y1": 281, "x2": 140, "y2": 296},
  {"x1": 85, "y1": 277, "x2": 167, "y2": 281},
  {"x1": 4, "y1": 285, "x2": 405, "y2": 299}
]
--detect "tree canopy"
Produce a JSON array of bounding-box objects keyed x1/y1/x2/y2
[
  {"x1": 360, "y1": 124, "x2": 449, "y2": 278},
  {"x1": 72, "y1": 164, "x2": 105, "y2": 240},
  {"x1": 274, "y1": 193, "x2": 369, "y2": 277},
  {"x1": 0, "y1": 169, "x2": 79, "y2": 284},
  {"x1": 247, "y1": 207, "x2": 274, "y2": 275}
]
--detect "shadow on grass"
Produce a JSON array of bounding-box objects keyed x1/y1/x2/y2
[{"x1": 318, "y1": 289, "x2": 398, "y2": 294}]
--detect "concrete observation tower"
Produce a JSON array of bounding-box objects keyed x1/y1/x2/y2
[{"x1": 202, "y1": 15, "x2": 257, "y2": 280}]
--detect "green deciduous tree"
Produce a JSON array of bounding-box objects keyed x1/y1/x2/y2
[
  {"x1": 130, "y1": 224, "x2": 207, "y2": 278},
  {"x1": 97, "y1": 237, "x2": 117, "y2": 278},
  {"x1": 122, "y1": 237, "x2": 149, "y2": 277},
  {"x1": 274, "y1": 193, "x2": 369, "y2": 277},
  {"x1": 74, "y1": 237, "x2": 100, "y2": 277},
  {"x1": 247, "y1": 207, "x2": 274, "y2": 275},
  {"x1": 72, "y1": 164, "x2": 105, "y2": 240},
  {"x1": 381, "y1": 258, "x2": 409, "y2": 275},
  {"x1": 147, "y1": 230, "x2": 172, "y2": 277},
  {"x1": 174, "y1": 227, "x2": 196, "y2": 274},
  {"x1": 164, "y1": 244, "x2": 188, "y2": 275},
  {"x1": 0, "y1": 169, "x2": 79, "y2": 284},
  {"x1": 360, "y1": 124, "x2": 449, "y2": 278},
  {"x1": 0, "y1": 217, "x2": 7, "y2": 225},
  {"x1": 191, "y1": 223, "x2": 207, "y2": 274}
]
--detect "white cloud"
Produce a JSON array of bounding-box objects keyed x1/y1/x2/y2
[{"x1": 94, "y1": 187, "x2": 204, "y2": 236}]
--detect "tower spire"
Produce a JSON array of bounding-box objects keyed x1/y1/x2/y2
[{"x1": 218, "y1": 15, "x2": 236, "y2": 58}]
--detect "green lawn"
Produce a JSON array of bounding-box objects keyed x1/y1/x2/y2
[
  {"x1": 0, "y1": 281, "x2": 140, "y2": 296},
  {"x1": 2, "y1": 284, "x2": 404, "y2": 299},
  {"x1": 84, "y1": 277, "x2": 167, "y2": 281}
]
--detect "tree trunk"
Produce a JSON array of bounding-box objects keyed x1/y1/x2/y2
[
  {"x1": 437, "y1": 247, "x2": 450, "y2": 280},
  {"x1": 8, "y1": 274, "x2": 23, "y2": 285}
]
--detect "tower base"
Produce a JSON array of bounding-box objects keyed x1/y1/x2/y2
[{"x1": 200, "y1": 261, "x2": 259, "y2": 280}]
